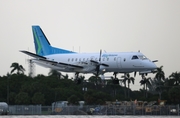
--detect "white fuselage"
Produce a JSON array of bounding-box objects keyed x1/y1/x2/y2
[{"x1": 31, "y1": 52, "x2": 157, "y2": 74}]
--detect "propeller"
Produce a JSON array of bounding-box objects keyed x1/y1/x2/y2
[
  {"x1": 90, "y1": 50, "x2": 109, "y2": 77},
  {"x1": 95, "y1": 50, "x2": 102, "y2": 77}
]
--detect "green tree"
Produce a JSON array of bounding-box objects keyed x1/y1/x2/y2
[
  {"x1": 154, "y1": 66, "x2": 165, "y2": 99},
  {"x1": 155, "y1": 66, "x2": 165, "y2": 81},
  {"x1": 109, "y1": 76, "x2": 119, "y2": 98},
  {"x1": 140, "y1": 76, "x2": 151, "y2": 98},
  {"x1": 15, "y1": 92, "x2": 30, "y2": 105},
  {"x1": 168, "y1": 86, "x2": 180, "y2": 104},
  {"x1": 111, "y1": 76, "x2": 119, "y2": 85},
  {"x1": 67, "y1": 95, "x2": 80, "y2": 105},
  {"x1": 169, "y1": 71, "x2": 180, "y2": 85},
  {"x1": 84, "y1": 90, "x2": 109, "y2": 105},
  {"x1": 122, "y1": 73, "x2": 134, "y2": 98},
  {"x1": 121, "y1": 74, "x2": 127, "y2": 98},
  {"x1": 149, "y1": 78, "x2": 164, "y2": 100},
  {"x1": 48, "y1": 69, "x2": 62, "y2": 79},
  {"x1": 88, "y1": 76, "x2": 101, "y2": 85},
  {"x1": 62, "y1": 74, "x2": 69, "y2": 79},
  {"x1": 10, "y1": 62, "x2": 25, "y2": 74},
  {"x1": 32, "y1": 92, "x2": 45, "y2": 105},
  {"x1": 74, "y1": 75, "x2": 85, "y2": 84}
]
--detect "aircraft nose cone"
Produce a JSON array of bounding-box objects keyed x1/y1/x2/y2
[{"x1": 150, "y1": 61, "x2": 157, "y2": 69}]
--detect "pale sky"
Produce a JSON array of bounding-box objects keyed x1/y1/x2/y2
[{"x1": 1, "y1": 0, "x2": 180, "y2": 90}]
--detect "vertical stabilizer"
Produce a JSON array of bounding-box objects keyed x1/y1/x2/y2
[{"x1": 32, "y1": 26, "x2": 75, "y2": 56}]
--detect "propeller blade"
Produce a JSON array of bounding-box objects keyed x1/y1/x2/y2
[
  {"x1": 134, "y1": 71, "x2": 137, "y2": 77},
  {"x1": 90, "y1": 60, "x2": 98, "y2": 64},
  {"x1": 96, "y1": 49, "x2": 102, "y2": 77},
  {"x1": 99, "y1": 49, "x2": 102, "y2": 62},
  {"x1": 96, "y1": 65, "x2": 100, "y2": 77},
  {"x1": 101, "y1": 63, "x2": 109, "y2": 67}
]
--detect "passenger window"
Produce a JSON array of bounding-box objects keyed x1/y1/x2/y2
[
  {"x1": 72, "y1": 58, "x2": 74, "y2": 61},
  {"x1": 114, "y1": 57, "x2": 116, "y2": 61},
  {"x1": 68, "y1": 58, "x2": 70, "y2": 62},
  {"x1": 79, "y1": 58, "x2": 81, "y2": 61},
  {"x1": 132, "y1": 55, "x2": 139, "y2": 60},
  {"x1": 83, "y1": 58, "x2": 85, "y2": 61},
  {"x1": 75, "y1": 58, "x2": 78, "y2": 61}
]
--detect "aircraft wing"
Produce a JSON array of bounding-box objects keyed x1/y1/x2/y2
[
  {"x1": 39, "y1": 59, "x2": 83, "y2": 69},
  {"x1": 20, "y1": 50, "x2": 83, "y2": 69},
  {"x1": 20, "y1": 50, "x2": 46, "y2": 59}
]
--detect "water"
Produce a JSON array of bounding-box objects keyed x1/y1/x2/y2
[{"x1": 0, "y1": 116, "x2": 179, "y2": 118}]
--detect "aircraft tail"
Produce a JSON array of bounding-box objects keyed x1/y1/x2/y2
[{"x1": 32, "y1": 26, "x2": 75, "y2": 56}]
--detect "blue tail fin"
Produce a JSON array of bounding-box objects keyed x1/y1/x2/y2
[{"x1": 32, "y1": 25, "x2": 75, "y2": 56}]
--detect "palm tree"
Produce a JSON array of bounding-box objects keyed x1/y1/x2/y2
[
  {"x1": 6, "y1": 72, "x2": 11, "y2": 104},
  {"x1": 122, "y1": 73, "x2": 135, "y2": 98},
  {"x1": 140, "y1": 76, "x2": 151, "y2": 98},
  {"x1": 109, "y1": 76, "x2": 119, "y2": 97},
  {"x1": 154, "y1": 66, "x2": 166, "y2": 99},
  {"x1": 169, "y1": 71, "x2": 180, "y2": 85},
  {"x1": 48, "y1": 69, "x2": 62, "y2": 79},
  {"x1": 148, "y1": 78, "x2": 164, "y2": 99},
  {"x1": 62, "y1": 74, "x2": 69, "y2": 79},
  {"x1": 155, "y1": 66, "x2": 165, "y2": 81},
  {"x1": 10, "y1": 62, "x2": 25, "y2": 74},
  {"x1": 88, "y1": 75, "x2": 101, "y2": 85},
  {"x1": 74, "y1": 75, "x2": 85, "y2": 84},
  {"x1": 111, "y1": 76, "x2": 119, "y2": 85},
  {"x1": 121, "y1": 74, "x2": 127, "y2": 98}
]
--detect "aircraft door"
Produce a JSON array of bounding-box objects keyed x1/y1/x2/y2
[{"x1": 116, "y1": 57, "x2": 121, "y2": 68}]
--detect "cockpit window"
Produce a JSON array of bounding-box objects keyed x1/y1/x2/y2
[
  {"x1": 138, "y1": 55, "x2": 147, "y2": 60},
  {"x1": 132, "y1": 55, "x2": 139, "y2": 60}
]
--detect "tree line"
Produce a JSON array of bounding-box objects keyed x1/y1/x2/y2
[{"x1": 0, "y1": 62, "x2": 179, "y2": 105}]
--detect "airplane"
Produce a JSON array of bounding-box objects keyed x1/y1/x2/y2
[{"x1": 20, "y1": 25, "x2": 158, "y2": 81}]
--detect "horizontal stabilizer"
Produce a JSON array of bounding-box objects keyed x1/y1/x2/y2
[{"x1": 20, "y1": 50, "x2": 46, "y2": 59}]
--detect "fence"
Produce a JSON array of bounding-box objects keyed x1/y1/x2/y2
[
  {"x1": 8, "y1": 104, "x2": 179, "y2": 115},
  {"x1": 9, "y1": 105, "x2": 41, "y2": 115}
]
